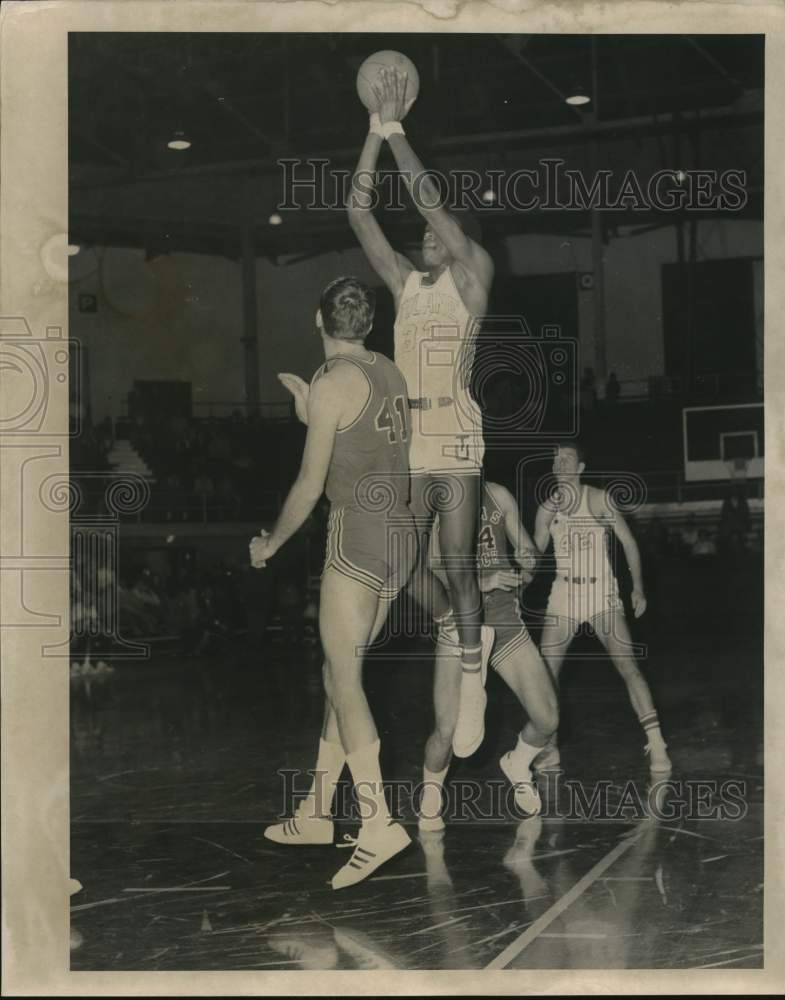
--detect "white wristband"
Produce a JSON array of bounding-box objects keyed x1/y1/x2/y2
[
  {"x1": 369, "y1": 112, "x2": 384, "y2": 138},
  {"x1": 382, "y1": 120, "x2": 405, "y2": 140}
]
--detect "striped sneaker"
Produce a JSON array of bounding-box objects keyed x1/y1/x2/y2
[
  {"x1": 331, "y1": 822, "x2": 411, "y2": 890},
  {"x1": 263, "y1": 810, "x2": 333, "y2": 846},
  {"x1": 500, "y1": 752, "x2": 542, "y2": 816}
]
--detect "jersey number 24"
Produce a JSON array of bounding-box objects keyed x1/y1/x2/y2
[{"x1": 375, "y1": 395, "x2": 408, "y2": 444}]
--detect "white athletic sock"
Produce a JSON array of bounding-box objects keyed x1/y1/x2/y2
[
  {"x1": 420, "y1": 764, "x2": 449, "y2": 821},
  {"x1": 638, "y1": 711, "x2": 666, "y2": 746},
  {"x1": 299, "y1": 737, "x2": 344, "y2": 820},
  {"x1": 346, "y1": 739, "x2": 391, "y2": 828},
  {"x1": 510, "y1": 734, "x2": 542, "y2": 772},
  {"x1": 461, "y1": 642, "x2": 484, "y2": 685}
]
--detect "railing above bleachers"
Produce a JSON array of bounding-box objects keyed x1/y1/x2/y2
[
  {"x1": 610, "y1": 371, "x2": 761, "y2": 403},
  {"x1": 631, "y1": 469, "x2": 763, "y2": 505}
]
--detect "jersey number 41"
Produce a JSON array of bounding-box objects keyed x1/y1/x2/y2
[{"x1": 375, "y1": 395, "x2": 408, "y2": 444}]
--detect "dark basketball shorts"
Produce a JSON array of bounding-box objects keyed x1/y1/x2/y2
[
  {"x1": 483, "y1": 588, "x2": 535, "y2": 668},
  {"x1": 324, "y1": 505, "x2": 417, "y2": 601}
]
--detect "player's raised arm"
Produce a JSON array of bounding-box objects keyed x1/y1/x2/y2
[
  {"x1": 376, "y1": 68, "x2": 493, "y2": 287},
  {"x1": 261, "y1": 375, "x2": 345, "y2": 559},
  {"x1": 593, "y1": 489, "x2": 647, "y2": 618},
  {"x1": 347, "y1": 127, "x2": 413, "y2": 304}
]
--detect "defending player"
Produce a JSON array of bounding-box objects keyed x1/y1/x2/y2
[
  {"x1": 418, "y1": 481, "x2": 559, "y2": 827},
  {"x1": 347, "y1": 66, "x2": 494, "y2": 758},
  {"x1": 250, "y1": 277, "x2": 417, "y2": 889},
  {"x1": 533, "y1": 441, "x2": 672, "y2": 773}
]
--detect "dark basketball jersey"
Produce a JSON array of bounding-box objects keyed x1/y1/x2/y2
[
  {"x1": 312, "y1": 352, "x2": 410, "y2": 511},
  {"x1": 478, "y1": 485, "x2": 514, "y2": 570}
]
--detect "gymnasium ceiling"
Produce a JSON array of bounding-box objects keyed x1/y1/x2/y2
[{"x1": 69, "y1": 33, "x2": 764, "y2": 260}]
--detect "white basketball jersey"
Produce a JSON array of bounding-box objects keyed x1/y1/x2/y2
[
  {"x1": 549, "y1": 485, "x2": 615, "y2": 584},
  {"x1": 393, "y1": 268, "x2": 477, "y2": 403},
  {"x1": 393, "y1": 268, "x2": 483, "y2": 471}
]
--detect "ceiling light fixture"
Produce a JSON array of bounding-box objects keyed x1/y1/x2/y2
[
  {"x1": 167, "y1": 131, "x2": 191, "y2": 151},
  {"x1": 269, "y1": 213, "x2": 283, "y2": 226},
  {"x1": 565, "y1": 88, "x2": 591, "y2": 107}
]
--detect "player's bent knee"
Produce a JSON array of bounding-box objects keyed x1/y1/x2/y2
[
  {"x1": 427, "y1": 726, "x2": 455, "y2": 761},
  {"x1": 434, "y1": 716, "x2": 456, "y2": 746}
]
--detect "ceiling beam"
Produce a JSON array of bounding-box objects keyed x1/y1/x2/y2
[
  {"x1": 494, "y1": 35, "x2": 585, "y2": 121},
  {"x1": 70, "y1": 104, "x2": 762, "y2": 192},
  {"x1": 682, "y1": 36, "x2": 742, "y2": 92},
  {"x1": 73, "y1": 129, "x2": 133, "y2": 169}
]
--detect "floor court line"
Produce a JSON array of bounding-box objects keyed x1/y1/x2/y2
[{"x1": 485, "y1": 823, "x2": 648, "y2": 970}]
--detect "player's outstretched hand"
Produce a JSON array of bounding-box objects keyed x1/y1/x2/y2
[
  {"x1": 373, "y1": 67, "x2": 410, "y2": 125},
  {"x1": 498, "y1": 568, "x2": 522, "y2": 591},
  {"x1": 278, "y1": 373, "x2": 309, "y2": 425},
  {"x1": 631, "y1": 589, "x2": 647, "y2": 618},
  {"x1": 250, "y1": 529, "x2": 273, "y2": 569},
  {"x1": 482, "y1": 568, "x2": 522, "y2": 592}
]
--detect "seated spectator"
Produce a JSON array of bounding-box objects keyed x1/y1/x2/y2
[
  {"x1": 119, "y1": 576, "x2": 159, "y2": 637},
  {"x1": 193, "y1": 468, "x2": 214, "y2": 496},
  {"x1": 193, "y1": 467, "x2": 215, "y2": 521},
  {"x1": 172, "y1": 580, "x2": 202, "y2": 653},
  {"x1": 160, "y1": 471, "x2": 186, "y2": 522},
  {"x1": 680, "y1": 513, "x2": 699, "y2": 555},
  {"x1": 692, "y1": 529, "x2": 718, "y2": 559},
  {"x1": 130, "y1": 571, "x2": 163, "y2": 632},
  {"x1": 644, "y1": 516, "x2": 670, "y2": 560},
  {"x1": 194, "y1": 425, "x2": 212, "y2": 457},
  {"x1": 605, "y1": 371, "x2": 621, "y2": 406},
  {"x1": 215, "y1": 475, "x2": 241, "y2": 521},
  {"x1": 174, "y1": 422, "x2": 197, "y2": 464},
  {"x1": 719, "y1": 485, "x2": 750, "y2": 557},
  {"x1": 96, "y1": 416, "x2": 114, "y2": 459},
  {"x1": 580, "y1": 367, "x2": 596, "y2": 415},
  {"x1": 208, "y1": 429, "x2": 232, "y2": 465}
]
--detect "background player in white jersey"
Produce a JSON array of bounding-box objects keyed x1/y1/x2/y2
[
  {"x1": 250, "y1": 277, "x2": 416, "y2": 889},
  {"x1": 418, "y1": 482, "x2": 559, "y2": 826},
  {"x1": 347, "y1": 66, "x2": 494, "y2": 758},
  {"x1": 533, "y1": 441, "x2": 672, "y2": 773}
]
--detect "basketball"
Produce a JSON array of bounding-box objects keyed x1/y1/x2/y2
[{"x1": 356, "y1": 50, "x2": 420, "y2": 115}]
